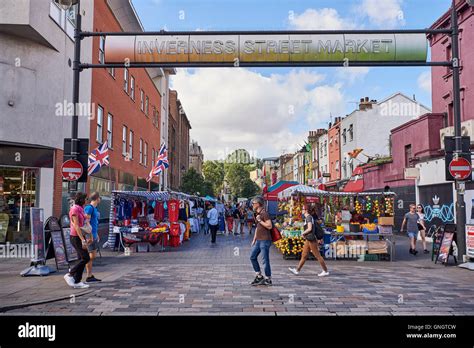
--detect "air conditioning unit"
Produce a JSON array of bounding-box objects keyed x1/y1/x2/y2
[
  {"x1": 461, "y1": 120, "x2": 474, "y2": 140},
  {"x1": 440, "y1": 126, "x2": 454, "y2": 149}
]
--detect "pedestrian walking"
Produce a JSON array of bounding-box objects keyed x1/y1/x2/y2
[
  {"x1": 417, "y1": 204, "x2": 429, "y2": 254},
  {"x1": 225, "y1": 204, "x2": 234, "y2": 234},
  {"x1": 207, "y1": 202, "x2": 219, "y2": 244},
  {"x1": 83, "y1": 192, "x2": 102, "y2": 283},
  {"x1": 401, "y1": 204, "x2": 420, "y2": 255},
  {"x1": 63, "y1": 192, "x2": 92, "y2": 289},
  {"x1": 249, "y1": 196, "x2": 273, "y2": 286},
  {"x1": 203, "y1": 204, "x2": 209, "y2": 234},
  {"x1": 289, "y1": 205, "x2": 329, "y2": 277},
  {"x1": 239, "y1": 206, "x2": 246, "y2": 235},
  {"x1": 232, "y1": 205, "x2": 242, "y2": 235},
  {"x1": 246, "y1": 207, "x2": 254, "y2": 234}
]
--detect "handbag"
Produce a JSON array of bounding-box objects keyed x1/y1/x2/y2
[
  {"x1": 270, "y1": 221, "x2": 282, "y2": 242},
  {"x1": 417, "y1": 222, "x2": 424, "y2": 231}
]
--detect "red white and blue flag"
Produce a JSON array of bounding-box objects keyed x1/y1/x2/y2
[
  {"x1": 147, "y1": 143, "x2": 169, "y2": 182},
  {"x1": 88, "y1": 141, "x2": 109, "y2": 176}
]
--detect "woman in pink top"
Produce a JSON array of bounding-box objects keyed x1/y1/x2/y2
[{"x1": 64, "y1": 192, "x2": 91, "y2": 289}]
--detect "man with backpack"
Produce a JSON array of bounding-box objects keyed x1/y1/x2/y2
[
  {"x1": 83, "y1": 191, "x2": 102, "y2": 283},
  {"x1": 288, "y1": 205, "x2": 329, "y2": 277}
]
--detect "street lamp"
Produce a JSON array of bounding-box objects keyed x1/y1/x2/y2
[{"x1": 54, "y1": 0, "x2": 79, "y2": 10}]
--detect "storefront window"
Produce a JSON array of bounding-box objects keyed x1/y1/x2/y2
[{"x1": 0, "y1": 168, "x2": 38, "y2": 243}]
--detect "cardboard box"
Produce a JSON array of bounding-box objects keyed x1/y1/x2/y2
[{"x1": 378, "y1": 217, "x2": 394, "y2": 226}]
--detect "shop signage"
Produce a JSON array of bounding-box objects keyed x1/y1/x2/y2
[
  {"x1": 105, "y1": 33, "x2": 427, "y2": 64},
  {"x1": 436, "y1": 228, "x2": 456, "y2": 264},
  {"x1": 61, "y1": 227, "x2": 78, "y2": 262},
  {"x1": 0, "y1": 145, "x2": 54, "y2": 168},
  {"x1": 466, "y1": 225, "x2": 474, "y2": 259},
  {"x1": 30, "y1": 208, "x2": 45, "y2": 262}
]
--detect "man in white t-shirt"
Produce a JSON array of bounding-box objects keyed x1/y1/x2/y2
[{"x1": 207, "y1": 202, "x2": 219, "y2": 244}]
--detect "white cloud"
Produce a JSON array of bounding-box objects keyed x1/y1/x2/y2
[
  {"x1": 171, "y1": 68, "x2": 344, "y2": 159},
  {"x1": 335, "y1": 67, "x2": 370, "y2": 85},
  {"x1": 357, "y1": 0, "x2": 405, "y2": 28},
  {"x1": 417, "y1": 71, "x2": 432, "y2": 94},
  {"x1": 289, "y1": 8, "x2": 357, "y2": 30}
]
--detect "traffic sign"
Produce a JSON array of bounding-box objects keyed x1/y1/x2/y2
[
  {"x1": 62, "y1": 159, "x2": 83, "y2": 181},
  {"x1": 448, "y1": 157, "x2": 472, "y2": 180}
]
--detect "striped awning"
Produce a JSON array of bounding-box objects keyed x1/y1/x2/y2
[
  {"x1": 278, "y1": 185, "x2": 395, "y2": 199},
  {"x1": 112, "y1": 190, "x2": 170, "y2": 201}
]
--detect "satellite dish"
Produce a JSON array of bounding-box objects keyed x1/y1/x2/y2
[{"x1": 54, "y1": 0, "x2": 79, "y2": 10}]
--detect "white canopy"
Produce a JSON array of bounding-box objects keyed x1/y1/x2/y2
[{"x1": 277, "y1": 185, "x2": 395, "y2": 199}]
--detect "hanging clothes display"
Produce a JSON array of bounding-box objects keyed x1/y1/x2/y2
[{"x1": 168, "y1": 199, "x2": 179, "y2": 223}]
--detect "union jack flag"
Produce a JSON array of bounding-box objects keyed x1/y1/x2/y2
[
  {"x1": 88, "y1": 141, "x2": 109, "y2": 176},
  {"x1": 147, "y1": 143, "x2": 169, "y2": 182}
]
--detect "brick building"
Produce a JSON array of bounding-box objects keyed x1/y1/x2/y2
[
  {"x1": 86, "y1": 0, "x2": 163, "y2": 220},
  {"x1": 189, "y1": 140, "x2": 204, "y2": 175},
  {"x1": 327, "y1": 118, "x2": 342, "y2": 189},
  {"x1": 168, "y1": 89, "x2": 191, "y2": 190}
]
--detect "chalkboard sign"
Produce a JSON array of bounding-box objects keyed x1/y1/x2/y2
[
  {"x1": 30, "y1": 208, "x2": 45, "y2": 262},
  {"x1": 62, "y1": 227, "x2": 78, "y2": 262},
  {"x1": 50, "y1": 231, "x2": 68, "y2": 269}
]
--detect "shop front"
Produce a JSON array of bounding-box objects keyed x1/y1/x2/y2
[{"x1": 0, "y1": 142, "x2": 55, "y2": 243}]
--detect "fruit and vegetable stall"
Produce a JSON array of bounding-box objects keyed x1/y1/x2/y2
[{"x1": 275, "y1": 185, "x2": 396, "y2": 261}]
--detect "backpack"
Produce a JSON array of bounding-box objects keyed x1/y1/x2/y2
[{"x1": 312, "y1": 216, "x2": 325, "y2": 240}]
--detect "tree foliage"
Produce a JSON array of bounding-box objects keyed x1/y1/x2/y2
[
  {"x1": 202, "y1": 160, "x2": 225, "y2": 196},
  {"x1": 180, "y1": 168, "x2": 214, "y2": 196}
]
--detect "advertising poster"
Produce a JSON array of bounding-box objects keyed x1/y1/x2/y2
[
  {"x1": 466, "y1": 225, "x2": 474, "y2": 259},
  {"x1": 50, "y1": 231, "x2": 68, "y2": 268},
  {"x1": 437, "y1": 231, "x2": 454, "y2": 263}
]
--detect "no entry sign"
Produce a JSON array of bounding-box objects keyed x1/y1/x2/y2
[
  {"x1": 448, "y1": 157, "x2": 472, "y2": 180},
  {"x1": 62, "y1": 159, "x2": 83, "y2": 181}
]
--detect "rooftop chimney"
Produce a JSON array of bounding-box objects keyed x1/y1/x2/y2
[{"x1": 359, "y1": 96, "x2": 374, "y2": 111}]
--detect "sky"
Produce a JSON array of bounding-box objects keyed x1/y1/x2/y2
[{"x1": 132, "y1": 0, "x2": 453, "y2": 160}]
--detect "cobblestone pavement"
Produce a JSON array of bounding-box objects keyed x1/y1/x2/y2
[{"x1": 3, "y1": 229, "x2": 474, "y2": 316}]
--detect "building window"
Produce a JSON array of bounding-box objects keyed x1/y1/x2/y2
[
  {"x1": 145, "y1": 96, "x2": 149, "y2": 117},
  {"x1": 405, "y1": 144, "x2": 412, "y2": 168},
  {"x1": 342, "y1": 129, "x2": 347, "y2": 144},
  {"x1": 349, "y1": 124, "x2": 353, "y2": 141},
  {"x1": 140, "y1": 90, "x2": 144, "y2": 112},
  {"x1": 99, "y1": 36, "x2": 105, "y2": 64},
  {"x1": 144, "y1": 142, "x2": 148, "y2": 167},
  {"x1": 108, "y1": 66, "x2": 115, "y2": 78},
  {"x1": 122, "y1": 126, "x2": 127, "y2": 155},
  {"x1": 130, "y1": 76, "x2": 135, "y2": 100},
  {"x1": 129, "y1": 130, "x2": 133, "y2": 159},
  {"x1": 324, "y1": 141, "x2": 327, "y2": 156},
  {"x1": 139, "y1": 138, "x2": 143, "y2": 164},
  {"x1": 107, "y1": 113, "x2": 113, "y2": 148},
  {"x1": 342, "y1": 161, "x2": 347, "y2": 178},
  {"x1": 152, "y1": 148, "x2": 155, "y2": 166},
  {"x1": 124, "y1": 68, "x2": 129, "y2": 94},
  {"x1": 96, "y1": 105, "x2": 103, "y2": 143}
]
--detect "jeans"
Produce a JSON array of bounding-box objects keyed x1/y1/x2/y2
[
  {"x1": 69, "y1": 236, "x2": 91, "y2": 283},
  {"x1": 209, "y1": 224, "x2": 218, "y2": 243},
  {"x1": 250, "y1": 240, "x2": 272, "y2": 277},
  {"x1": 203, "y1": 218, "x2": 209, "y2": 234}
]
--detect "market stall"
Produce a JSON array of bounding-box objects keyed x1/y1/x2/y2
[
  {"x1": 275, "y1": 185, "x2": 396, "y2": 261},
  {"x1": 106, "y1": 190, "x2": 203, "y2": 252}
]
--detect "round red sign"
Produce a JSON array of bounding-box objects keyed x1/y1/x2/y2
[
  {"x1": 449, "y1": 157, "x2": 471, "y2": 180},
  {"x1": 61, "y1": 159, "x2": 83, "y2": 181}
]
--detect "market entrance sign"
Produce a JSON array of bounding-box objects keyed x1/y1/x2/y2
[{"x1": 105, "y1": 33, "x2": 427, "y2": 65}]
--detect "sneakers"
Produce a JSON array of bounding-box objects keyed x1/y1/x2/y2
[
  {"x1": 250, "y1": 275, "x2": 264, "y2": 286},
  {"x1": 63, "y1": 274, "x2": 75, "y2": 287},
  {"x1": 261, "y1": 278, "x2": 272, "y2": 286},
  {"x1": 72, "y1": 282, "x2": 90, "y2": 289},
  {"x1": 288, "y1": 267, "x2": 299, "y2": 275},
  {"x1": 318, "y1": 271, "x2": 330, "y2": 277},
  {"x1": 423, "y1": 249, "x2": 430, "y2": 254},
  {"x1": 86, "y1": 275, "x2": 102, "y2": 283},
  {"x1": 409, "y1": 249, "x2": 419, "y2": 255}
]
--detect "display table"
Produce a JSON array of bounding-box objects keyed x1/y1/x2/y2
[{"x1": 325, "y1": 230, "x2": 395, "y2": 261}]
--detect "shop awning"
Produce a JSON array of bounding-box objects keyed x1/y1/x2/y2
[
  {"x1": 264, "y1": 180, "x2": 298, "y2": 201},
  {"x1": 343, "y1": 166, "x2": 364, "y2": 192}
]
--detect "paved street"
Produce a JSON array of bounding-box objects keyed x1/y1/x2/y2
[{"x1": 2, "y1": 229, "x2": 473, "y2": 316}]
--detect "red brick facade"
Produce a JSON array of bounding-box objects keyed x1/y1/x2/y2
[{"x1": 90, "y1": 0, "x2": 161, "y2": 191}]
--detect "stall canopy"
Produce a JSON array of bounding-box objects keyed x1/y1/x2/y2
[
  {"x1": 112, "y1": 190, "x2": 170, "y2": 201},
  {"x1": 278, "y1": 185, "x2": 395, "y2": 199},
  {"x1": 264, "y1": 180, "x2": 298, "y2": 201}
]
